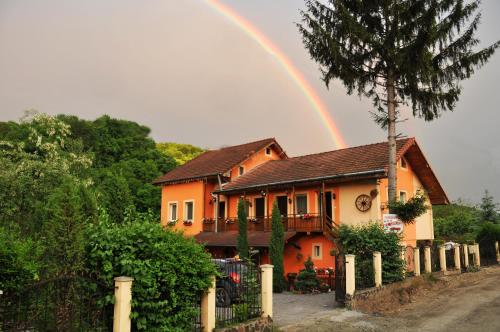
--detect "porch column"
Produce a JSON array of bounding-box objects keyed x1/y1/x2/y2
[
  {"x1": 345, "y1": 254, "x2": 356, "y2": 297},
  {"x1": 424, "y1": 246, "x2": 432, "y2": 273},
  {"x1": 454, "y1": 245, "x2": 461, "y2": 271},
  {"x1": 463, "y1": 244, "x2": 469, "y2": 268},
  {"x1": 321, "y1": 182, "x2": 327, "y2": 230},
  {"x1": 292, "y1": 185, "x2": 296, "y2": 226},
  {"x1": 414, "y1": 247, "x2": 421, "y2": 276},
  {"x1": 439, "y1": 246, "x2": 446, "y2": 272},
  {"x1": 373, "y1": 251, "x2": 382, "y2": 287},
  {"x1": 214, "y1": 194, "x2": 219, "y2": 233}
]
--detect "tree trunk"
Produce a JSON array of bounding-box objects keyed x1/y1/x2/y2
[{"x1": 387, "y1": 75, "x2": 397, "y2": 208}]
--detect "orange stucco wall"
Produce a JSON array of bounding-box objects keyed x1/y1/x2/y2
[
  {"x1": 284, "y1": 234, "x2": 336, "y2": 275},
  {"x1": 160, "y1": 181, "x2": 208, "y2": 236},
  {"x1": 379, "y1": 157, "x2": 419, "y2": 246}
]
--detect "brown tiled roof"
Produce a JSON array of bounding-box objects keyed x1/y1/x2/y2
[
  {"x1": 194, "y1": 231, "x2": 297, "y2": 247},
  {"x1": 154, "y1": 138, "x2": 285, "y2": 185},
  {"x1": 219, "y1": 138, "x2": 414, "y2": 192}
]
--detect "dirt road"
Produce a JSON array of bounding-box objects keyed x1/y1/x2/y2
[{"x1": 277, "y1": 266, "x2": 500, "y2": 332}]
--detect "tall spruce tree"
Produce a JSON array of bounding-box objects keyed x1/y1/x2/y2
[
  {"x1": 237, "y1": 198, "x2": 249, "y2": 259},
  {"x1": 269, "y1": 201, "x2": 286, "y2": 292},
  {"x1": 480, "y1": 190, "x2": 498, "y2": 223},
  {"x1": 299, "y1": 0, "x2": 499, "y2": 203}
]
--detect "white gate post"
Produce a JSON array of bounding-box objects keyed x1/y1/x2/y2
[
  {"x1": 496, "y1": 241, "x2": 499, "y2": 263},
  {"x1": 373, "y1": 251, "x2": 382, "y2": 287},
  {"x1": 439, "y1": 246, "x2": 447, "y2": 272},
  {"x1": 345, "y1": 255, "x2": 356, "y2": 296},
  {"x1": 201, "y1": 276, "x2": 216, "y2": 332},
  {"x1": 114, "y1": 276, "x2": 133, "y2": 332},
  {"x1": 260, "y1": 264, "x2": 274, "y2": 318},
  {"x1": 424, "y1": 246, "x2": 432, "y2": 273},
  {"x1": 414, "y1": 247, "x2": 421, "y2": 276},
  {"x1": 474, "y1": 244, "x2": 481, "y2": 267},
  {"x1": 463, "y1": 244, "x2": 469, "y2": 268},
  {"x1": 454, "y1": 245, "x2": 461, "y2": 271}
]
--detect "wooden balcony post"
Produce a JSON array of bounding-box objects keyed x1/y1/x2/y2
[
  {"x1": 292, "y1": 185, "x2": 296, "y2": 228},
  {"x1": 214, "y1": 193, "x2": 219, "y2": 233},
  {"x1": 321, "y1": 182, "x2": 326, "y2": 231},
  {"x1": 266, "y1": 187, "x2": 270, "y2": 231}
]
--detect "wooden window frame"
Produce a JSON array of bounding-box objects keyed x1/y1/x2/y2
[
  {"x1": 183, "y1": 200, "x2": 195, "y2": 222},
  {"x1": 312, "y1": 243, "x2": 323, "y2": 260},
  {"x1": 168, "y1": 201, "x2": 178, "y2": 221}
]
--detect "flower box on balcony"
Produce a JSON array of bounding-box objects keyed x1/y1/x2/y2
[
  {"x1": 183, "y1": 220, "x2": 193, "y2": 226},
  {"x1": 167, "y1": 220, "x2": 178, "y2": 226},
  {"x1": 299, "y1": 213, "x2": 311, "y2": 220},
  {"x1": 225, "y1": 219, "x2": 235, "y2": 224}
]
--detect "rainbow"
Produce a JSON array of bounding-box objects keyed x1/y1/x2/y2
[{"x1": 203, "y1": 0, "x2": 347, "y2": 149}]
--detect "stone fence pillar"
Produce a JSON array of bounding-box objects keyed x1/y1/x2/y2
[
  {"x1": 114, "y1": 276, "x2": 133, "y2": 332},
  {"x1": 345, "y1": 254, "x2": 356, "y2": 297},
  {"x1": 373, "y1": 251, "x2": 382, "y2": 287},
  {"x1": 439, "y1": 246, "x2": 447, "y2": 272},
  {"x1": 463, "y1": 244, "x2": 469, "y2": 268},
  {"x1": 474, "y1": 244, "x2": 481, "y2": 267},
  {"x1": 454, "y1": 245, "x2": 461, "y2": 271},
  {"x1": 424, "y1": 246, "x2": 432, "y2": 273},
  {"x1": 260, "y1": 264, "x2": 274, "y2": 318},
  {"x1": 201, "y1": 276, "x2": 216, "y2": 332},
  {"x1": 414, "y1": 247, "x2": 421, "y2": 276},
  {"x1": 496, "y1": 241, "x2": 499, "y2": 263}
]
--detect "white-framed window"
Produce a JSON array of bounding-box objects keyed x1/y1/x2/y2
[
  {"x1": 184, "y1": 200, "x2": 194, "y2": 221},
  {"x1": 168, "y1": 202, "x2": 178, "y2": 221},
  {"x1": 238, "y1": 166, "x2": 245, "y2": 176},
  {"x1": 265, "y1": 147, "x2": 272, "y2": 156},
  {"x1": 400, "y1": 157, "x2": 408, "y2": 169},
  {"x1": 296, "y1": 194, "x2": 308, "y2": 214},
  {"x1": 312, "y1": 243, "x2": 322, "y2": 260},
  {"x1": 399, "y1": 191, "x2": 407, "y2": 203}
]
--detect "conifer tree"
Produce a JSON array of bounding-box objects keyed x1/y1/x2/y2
[
  {"x1": 237, "y1": 198, "x2": 249, "y2": 259},
  {"x1": 269, "y1": 201, "x2": 286, "y2": 292},
  {"x1": 299, "y1": 0, "x2": 499, "y2": 204},
  {"x1": 480, "y1": 190, "x2": 498, "y2": 223}
]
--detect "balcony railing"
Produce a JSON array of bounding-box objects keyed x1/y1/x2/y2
[{"x1": 202, "y1": 213, "x2": 324, "y2": 233}]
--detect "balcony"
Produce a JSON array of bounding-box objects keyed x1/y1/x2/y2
[{"x1": 202, "y1": 213, "x2": 324, "y2": 233}]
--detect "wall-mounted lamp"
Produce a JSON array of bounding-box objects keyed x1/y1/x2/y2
[
  {"x1": 288, "y1": 198, "x2": 292, "y2": 204},
  {"x1": 332, "y1": 193, "x2": 336, "y2": 200},
  {"x1": 261, "y1": 190, "x2": 267, "y2": 197}
]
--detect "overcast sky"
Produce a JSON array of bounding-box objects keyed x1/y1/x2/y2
[{"x1": 1, "y1": 0, "x2": 499, "y2": 204}]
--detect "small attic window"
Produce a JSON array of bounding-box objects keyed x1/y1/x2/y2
[
  {"x1": 265, "y1": 147, "x2": 272, "y2": 156},
  {"x1": 401, "y1": 157, "x2": 408, "y2": 169},
  {"x1": 239, "y1": 166, "x2": 245, "y2": 176}
]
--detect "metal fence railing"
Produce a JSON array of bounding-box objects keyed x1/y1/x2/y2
[
  {"x1": 0, "y1": 275, "x2": 113, "y2": 332},
  {"x1": 214, "y1": 260, "x2": 261, "y2": 328}
]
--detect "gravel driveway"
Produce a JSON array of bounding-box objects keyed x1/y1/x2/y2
[{"x1": 273, "y1": 291, "x2": 339, "y2": 328}]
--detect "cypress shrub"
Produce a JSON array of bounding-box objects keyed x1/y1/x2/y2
[
  {"x1": 269, "y1": 201, "x2": 285, "y2": 292},
  {"x1": 237, "y1": 198, "x2": 249, "y2": 259}
]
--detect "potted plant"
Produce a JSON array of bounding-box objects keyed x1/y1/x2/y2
[
  {"x1": 167, "y1": 219, "x2": 178, "y2": 226},
  {"x1": 183, "y1": 220, "x2": 193, "y2": 226}
]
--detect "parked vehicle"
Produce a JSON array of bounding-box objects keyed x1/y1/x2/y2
[{"x1": 212, "y1": 259, "x2": 248, "y2": 307}]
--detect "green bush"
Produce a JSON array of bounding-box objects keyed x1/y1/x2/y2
[
  {"x1": 295, "y1": 257, "x2": 320, "y2": 293},
  {"x1": 339, "y1": 223, "x2": 405, "y2": 284},
  {"x1": 0, "y1": 226, "x2": 43, "y2": 292},
  {"x1": 86, "y1": 211, "x2": 218, "y2": 331}
]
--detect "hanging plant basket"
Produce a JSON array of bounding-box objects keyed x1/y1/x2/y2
[{"x1": 388, "y1": 191, "x2": 429, "y2": 224}]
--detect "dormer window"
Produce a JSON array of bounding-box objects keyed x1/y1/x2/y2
[
  {"x1": 265, "y1": 147, "x2": 272, "y2": 156},
  {"x1": 401, "y1": 157, "x2": 407, "y2": 169},
  {"x1": 239, "y1": 166, "x2": 245, "y2": 176}
]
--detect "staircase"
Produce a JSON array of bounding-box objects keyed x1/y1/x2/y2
[{"x1": 324, "y1": 215, "x2": 340, "y2": 243}]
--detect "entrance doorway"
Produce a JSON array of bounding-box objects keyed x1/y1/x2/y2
[
  {"x1": 276, "y1": 196, "x2": 288, "y2": 217},
  {"x1": 255, "y1": 197, "x2": 265, "y2": 218}
]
